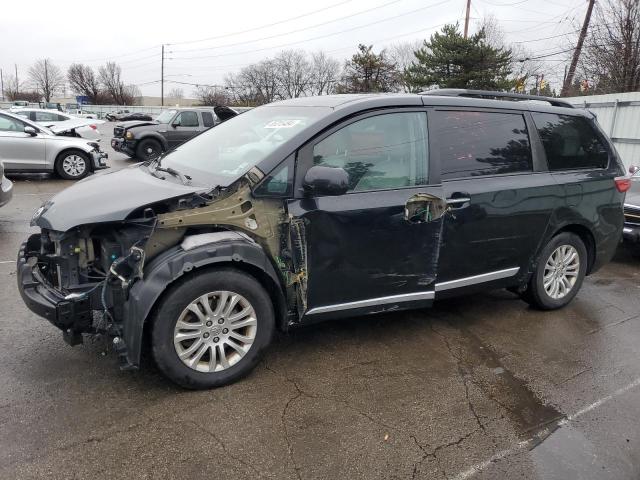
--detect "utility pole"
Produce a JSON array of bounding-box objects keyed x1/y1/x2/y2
[
  {"x1": 161, "y1": 45, "x2": 165, "y2": 107},
  {"x1": 464, "y1": 0, "x2": 471, "y2": 38},
  {"x1": 561, "y1": 0, "x2": 595, "y2": 96},
  {"x1": 15, "y1": 64, "x2": 18, "y2": 93},
  {"x1": 44, "y1": 59, "x2": 48, "y2": 101},
  {"x1": 1, "y1": 69, "x2": 4, "y2": 101}
]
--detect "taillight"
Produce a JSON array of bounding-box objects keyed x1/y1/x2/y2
[
  {"x1": 615, "y1": 177, "x2": 631, "y2": 193},
  {"x1": 89, "y1": 124, "x2": 97, "y2": 130}
]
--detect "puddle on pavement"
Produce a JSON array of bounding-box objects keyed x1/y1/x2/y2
[{"x1": 448, "y1": 321, "x2": 565, "y2": 440}]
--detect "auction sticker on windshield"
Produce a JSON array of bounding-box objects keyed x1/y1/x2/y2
[{"x1": 264, "y1": 119, "x2": 301, "y2": 128}]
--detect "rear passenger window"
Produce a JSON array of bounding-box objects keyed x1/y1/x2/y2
[
  {"x1": 312, "y1": 112, "x2": 428, "y2": 192},
  {"x1": 532, "y1": 113, "x2": 608, "y2": 170},
  {"x1": 434, "y1": 111, "x2": 532, "y2": 180},
  {"x1": 202, "y1": 112, "x2": 215, "y2": 128}
]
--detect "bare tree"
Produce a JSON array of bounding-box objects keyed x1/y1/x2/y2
[
  {"x1": 2, "y1": 74, "x2": 22, "y2": 100},
  {"x1": 478, "y1": 15, "x2": 543, "y2": 93},
  {"x1": 388, "y1": 41, "x2": 422, "y2": 92},
  {"x1": 309, "y1": 51, "x2": 341, "y2": 95},
  {"x1": 194, "y1": 86, "x2": 231, "y2": 106},
  {"x1": 580, "y1": 0, "x2": 640, "y2": 93},
  {"x1": 28, "y1": 58, "x2": 64, "y2": 101},
  {"x1": 236, "y1": 60, "x2": 282, "y2": 105},
  {"x1": 67, "y1": 64, "x2": 102, "y2": 103},
  {"x1": 275, "y1": 50, "x2": 312, "y2": 98},
  {"x1": 224, "y1": 72, "x2": 260, "y2": 106},
  {"x1": 3, "y1": 73, "x2": 40, "y2": 102},
  {"x1": 98, "y1": 62, "x2": 137, "y2": 104},
  {"x1": 168, "y1": 87, "x2": 184, "y2": 100}
]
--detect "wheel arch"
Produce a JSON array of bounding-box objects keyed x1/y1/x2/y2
[
  {"x1": 549, "y1": 223, "x2": 597, "y2": 274},
  {"x1": 136, "y1": 132, "x2": 168, "y2": 151},
  {"x1": 122, "y1": 237, "x2": 287, "y2": 368},
  {"x1": 54, "y1": 148, "x2": 94, "y2": 173}
]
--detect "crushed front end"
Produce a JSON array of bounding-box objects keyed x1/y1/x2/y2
[{"x1": 17, "y1": 220, "x2": 155, "y2": 367}]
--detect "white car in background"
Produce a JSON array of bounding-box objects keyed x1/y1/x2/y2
[
  {"x1": 12, "y1": 109, "x2": 105, "y2": 140},
  {"x1": 0, "y1": 110, "x2": 108, "y2": 180}
]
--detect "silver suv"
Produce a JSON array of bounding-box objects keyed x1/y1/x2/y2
[{"x1": 0, "y1": 110, "x2": 108, "y2": 180}]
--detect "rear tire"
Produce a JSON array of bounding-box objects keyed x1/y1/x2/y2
[
  {"x1": 55, "y1": 150, "x2": 90, "y2": 180},
  {"x1": 151, "y1": 268, "x2": 275, "y2": 389},
  {"x1": 522, "y1": 232, "x2": 587, "y2": 310},
  {"x1": 135, "y1": 138, "x2": 163, "y2": 161}
]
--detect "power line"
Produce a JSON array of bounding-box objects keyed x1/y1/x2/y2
[
  {"x1": 168, "y1": 0, "x2": 451, "y2": 61},
  {"x1": 166, "y1": 0, "x2": 354, "y2": 46},
  {"x1": 168, "y1": 0, "x2": 403, "y2": 54}
]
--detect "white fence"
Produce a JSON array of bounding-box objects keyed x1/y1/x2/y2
[{"x1": 565, "y1": 92, "x2": 640, "y2": 170}]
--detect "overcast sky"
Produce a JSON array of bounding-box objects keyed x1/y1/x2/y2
[{"x1": 1, "y1": 0, "x2": 586, "y2": 97}]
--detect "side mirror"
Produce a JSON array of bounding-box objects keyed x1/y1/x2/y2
[
  {"x1": 171, "y1": 122, "x2": 180, "y2": 128},
  {"x1": 629, "y1": 165, "x2": 639, "y2": 175},
  {"x1": 24, "y1": 126, "x2": 38, "y2": 136},
  {"x1": 303, "y1": 165, "x2": 349, "y2": 196}
]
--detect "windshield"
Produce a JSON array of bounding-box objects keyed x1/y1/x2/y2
[
  {"x1": 156, "y1": 110, "x2": 177, "y2": 123},
  {"x1": 161, "y1": 105, "x2": 327, "y2": 184}
]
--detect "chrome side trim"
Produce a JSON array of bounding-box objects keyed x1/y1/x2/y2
[
  {"x1": 305, "y1": 291, "x2": 435, "y2": 316},
  {"x1": 435, "y1": 267, "x2": 520, "y2": 292}
]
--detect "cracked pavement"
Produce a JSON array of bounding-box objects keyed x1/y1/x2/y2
[{"x1": 1, "y1": 127, "x2": 640, "y2": 479}]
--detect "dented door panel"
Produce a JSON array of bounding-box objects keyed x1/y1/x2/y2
[{"x1": 287, "y1": 186, "x2": 446, "y2": 317}]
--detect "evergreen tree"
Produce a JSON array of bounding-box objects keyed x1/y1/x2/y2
[
  {"x1": 405, "y1": 24, "x2": 514, "y2": 92},
  {"x1": 337, "y1": 44, "x2": 399, "y2": 93}
]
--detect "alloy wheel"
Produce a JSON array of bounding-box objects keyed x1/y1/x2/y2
[
  {"x1": 173, "y1": 291, "x2": 257, "y2": 373},
  {"x1": 62, "y1": 154, "x2": 87, "y2": 178},
  {"x1": 543, "y1": 244, "x2": 580, "y2": 299}
]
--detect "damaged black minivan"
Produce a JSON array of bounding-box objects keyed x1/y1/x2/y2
[{"x1": 18, "y1": 90, "x2": 628, "y2": 388}]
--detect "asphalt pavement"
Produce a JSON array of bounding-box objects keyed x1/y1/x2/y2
[{"x1": 1, "y1": 124, "x2": 640, "y2": 479}]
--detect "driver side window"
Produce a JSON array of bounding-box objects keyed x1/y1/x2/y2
[
  {"x1": 0, "y1": 114, "x2": 26, "y2": 132},
  {"x1": 311, "y1": 112, "x2": 429, "y2": 193},
  {"x1": 174, "y1": 111, "x2": 199, "y2": 127}
]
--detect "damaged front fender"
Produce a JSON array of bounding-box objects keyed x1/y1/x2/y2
[{"x1": 122, "y1": 232, "x2": 286, "y2": 367}]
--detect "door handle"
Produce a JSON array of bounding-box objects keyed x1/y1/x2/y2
[{"x1": 446, "y1": 193, "x2": 471, "y2": 208}]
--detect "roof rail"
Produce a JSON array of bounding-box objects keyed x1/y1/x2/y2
[{"x1": 419, "y1": 89, "x2": 575, "y2": 109}]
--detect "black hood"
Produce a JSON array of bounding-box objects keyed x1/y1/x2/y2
[
  {"x1": 33, "y1": 165, "x2": 205, "y2": 232},
  {"x1": 627, "y1": 177, "x2": 640, "y2": 206},
  {"x1": 214, "y1": 106, "x2": 238, "y2": 121}
]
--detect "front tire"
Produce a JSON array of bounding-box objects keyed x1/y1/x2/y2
[
  {"x1": 523, "y1": 232, "x2": 587, "y2": 310},
  {"x1": 55, "y1": 150, "x2": 90, "y2": 180},
  {"x1": 136, "y1": 138, "x2": 163, "y2": 161},
  {"x1": 151, "y1": 268, "x2": 275, "y2": 389}
]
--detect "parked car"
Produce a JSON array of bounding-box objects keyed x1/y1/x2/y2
[
  {"x1": 105, "y1": 110, "x2": 154, "y2": 122},
  {"x1": 0, "y1": 161, "x2": 12, "y2": 207},
  {"x1": 623, "y1": 166, "x2": 640, "y2": 248},
  {"x1": 111, "y1": 106, "x2": 238, "y2": 161},
  {"x1": 12, "y1": 108, "x2": 105, "y2": 140},
  {"x1": 0, "y1": 110, "x2": 108, "y2": 180},
  {"x1": 18, "y1": 90, "x2": 627, "y2": 388},
  {"x1": 105, "y1": 110, "x2": 132, "y2": 121},
  {"x1": 9, "y1": 100, "x2": 30, "y2": 111}
]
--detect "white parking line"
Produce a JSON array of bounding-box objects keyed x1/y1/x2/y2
[
  {"x1": 0, "y1": 260, "x2": 14, "y2": 264},
  {"x1": 452, "y1": 376, "x2": 640, "y2": 480}
]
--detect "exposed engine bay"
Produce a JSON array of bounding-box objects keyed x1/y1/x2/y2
[{"x1": 20, "y1": 174, "x2": 306, "y2": 368}]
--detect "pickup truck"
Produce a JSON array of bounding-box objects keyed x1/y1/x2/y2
[{"x1": 110, "y1": 106, "x2": 237, "y2": 160}]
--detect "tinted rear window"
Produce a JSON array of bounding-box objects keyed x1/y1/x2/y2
[
  {"x1": 532, "y1": 113, "x2": 608, "y2": 170},
  {"x1": 434, "y1": 111, "x2": 533, "y2": 180}
]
